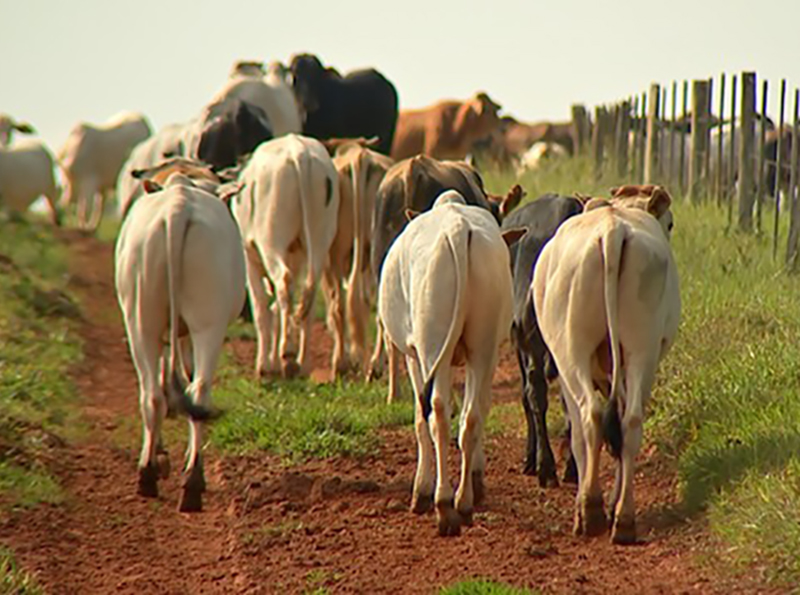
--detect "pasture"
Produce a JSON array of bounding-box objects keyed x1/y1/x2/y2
[{"x1": 1, "y1": 156, "x2": 799, "y2": 593}]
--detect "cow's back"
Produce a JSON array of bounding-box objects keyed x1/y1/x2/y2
[{"x1": 0, "y1": 142, "x2": 58, "y2": 211}]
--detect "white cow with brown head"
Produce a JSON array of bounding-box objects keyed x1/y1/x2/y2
[
  {"x1": 532, "y1": 184, "x2": 680, "y2": 544},
  {"x1": 115, "y1": 159, "x2": 246, "y2": 512}
]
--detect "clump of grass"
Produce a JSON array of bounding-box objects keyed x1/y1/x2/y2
[
  {"x1": 0, "y1": 546, "x2": 43, "y2": 594},
  {"x1": 441, "y1": 579, "x2": 537, "y2": 595},
  {"x1": 0, "y1": 462, "x2": 62, "y2": 508},
  {"x1": 210, "y1": 356, "x2": 413, "y2": 461}
]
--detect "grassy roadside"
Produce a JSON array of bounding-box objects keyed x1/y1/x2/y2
[
  {"x1": 485, "y1": 161, "x2": 800, "y2": 588},
  {"x1": 0, "y1": 217, "x2": 83, "y2": 510}
]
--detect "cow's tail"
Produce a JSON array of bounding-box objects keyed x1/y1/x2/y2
[
  {"x1": 164, "y1": 197, "x2": 214, "y2": 421},
  {"x1": 293, "y1": 148, "x2": 329, "y2": 323},
  {"x1": 601, "y1": 222, "x2": 626, "y2": 459},
  {"x1": 420, "y1": 223, "x2": 470, "y2": 420}
]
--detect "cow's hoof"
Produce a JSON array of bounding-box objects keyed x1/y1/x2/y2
[
  {"x1": 410, "y1": 491, "x2": 433, "y2": 514},
  {"x1": 436, "y1": 502, "x2": 462, "y2": 537},
  {"x1": 582, "y1": 495, "x2": 607, "y2": 537},
  {"x1": 282, "y1": 360, "x2": 301, "y2": 380},
  {"x1": 522, "y1": 458, "x2": 537, "y2": 477},
  {"x1": 178, "y1": 487, "x2": 203, "y2": 513},
  {"x1": 611, "y1": 516, "x2": 637, "y2": 545},
  {"x1": 156, "y1": 452, "x2": 171, "y2": 480},
  {"x1": 538, "y1": 466, "x2": 559, "y2": 489},
  {"x1": 573, "y1": 507, "x2": 584, "y2": 536},
  {"x1": 366, "y1": 365, "x2": 382, "y2": 382},
  {"x1": 456, "y1": 505, "x2": 474, "y2": 527},
  {"x1": 137, "y1": 463, "x2": 159, "y2": 498},
  {"x1": 472, "y1": 470, "x2": 486, "y2": 506}
]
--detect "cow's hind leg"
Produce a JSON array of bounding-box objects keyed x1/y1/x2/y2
[
  {"x1": 178, "y1": 328, "x2": 225, "y2": 512},
  {"x1": 406, "y1": 355, "x2": 434, "y2": 514},
  {"x1": 244, "y1": 248, "x2": 276, "y2": 378},
  {"x1": 531, "y1": 347, "x2": 558, "y2": 487},
  {"x1": 430, "y1": 366, "x2": 459, "y2": 536},
  {"x1": 515, "y1": 343, "x2": 537, "y2": 477},
  {"x1": 130, "y1": 335, "x2": 166, "y2": 498},
  {"x1": 322, "y1": 269, "x2": 349, "y2": 378},
  {"x1": 611, "y1": 357, "x2": 656, "y2": 545},
  {"x1": 456, "y1": 358, "x2": 494, "y2": 525}
]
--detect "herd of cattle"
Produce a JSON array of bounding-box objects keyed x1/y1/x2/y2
[{"x1": 1, "y1": 55, "x2": 683, "y2": 545}]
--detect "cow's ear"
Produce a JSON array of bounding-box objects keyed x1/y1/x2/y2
[
  {"x1": 584, "y1": 197, "x2": 612, "y2": 211},
  {"x1": 14, "y1": 122, "x2": 35, "y2": 134},
  {"x1": 405, "y1": 209, "x2": 420, "y2": 222},
  {"x1": 142, "y1": 179, "x2": 163, "y2": 194},
  {"x1": 501, "y1": 227, "x2": 527, "y2": 246},
  {"x1": 364, "y1": 136, "x2": 380, "y2": 148},
  {"x1": 574, "y1": 192, "x2": 592, "y2": 205},
  {"x1": 609, "y1": 186, "x2": 620, "y2": 197},
  {"x1": 647, "y1": 187, "x2": 672, "y2": 218},
  {"x1": 500, "y1": 184, "x2": 525, "y2": 217}
]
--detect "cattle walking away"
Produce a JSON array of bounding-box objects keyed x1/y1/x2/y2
[
  {"x1": 368, "y1": 155, "x2": 523, "y2": 400},
  {"x1": 323, "y1": 138, "x2": 394, "y2": 377},
  {"x1": 114, "y1": 163, "x2": 246, "y2": 512},
  {"x1": 378, "y1": 190, "x2": 523, "y2": 536},
  {"x1": 532, "y1": 184, "x2": 680, "y2": 544},
  {"x1": 502, "y1": 194, "x2": 584, "y2": 487},
  {"x1": 391, "y1": 93, "x2": 502, "y2": 161},
  {"x1": 0, "y1": 139, "x2": 62, "y2": 225},
  {"x1": 210, "y1": 60, "x2": 302, "y2": 137},
  {"x1": 59, "y1": 111, "x2": 152, "y2": 231},
  {"x1": 289, "y1": 54, "x2": 399, "y2": 156},
  {"x1": 233, "y1": 134, "x2": 340, "y2": 379}
]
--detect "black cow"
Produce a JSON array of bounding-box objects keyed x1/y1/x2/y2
[
  {"x1": 197, "y1": 97, "x2": 273, "y2": 170},
  {"x1": 502, "y1": 194, "x2": 583, "y2": 487},
  {"x1": 289, "y1": 54, "x2": 399, "y2": 156}
]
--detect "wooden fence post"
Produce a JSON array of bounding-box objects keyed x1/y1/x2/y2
[
  {"x1": 667, "y1": 81, "x2": 677, "y2": 189},
  {"x1": 727, "y1": 75, "x2": 738, "y2": 227},
  {"x1": 705, "y1": 77, "x2": 714, "y2": 185},
  {"x1": 786, "y1": 90, "x2": 800, "y2": 268},
  {"x1": 773, "y1": 80, "x2": 787, "y2": 259},
  {"x1": 738, "y1": 72, "x2": 757, "y2": 232},
  {"x1": 715, "y1": 73, "x2": 726, "y2": 206},
  {"x1": 616, "y1": 100, "x2": 630, "y2": 178},
  {"x1": 592, "y1": 105, "x2": 605, "y2": 178},
  {"x1": 756, "y1": 80, "x2": 768, "y2": 233},
  {"x1": 638, "y1": 92, "x2": 647, "y2": 183},
  {"x1": 644, "y1": 83, "x2": 661, "y2": 183},
  {"x1": 679, "y1": 81, "x2": 689, "y2": 194},
  {"x1": 571, "y1": 104, "x2": 590, "y2": 155},
  {"x1": 688, "y1": 80, "x2": 710, "y2": 202}
]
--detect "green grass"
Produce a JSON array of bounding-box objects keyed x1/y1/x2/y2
[
  {"x1": 0, "y1": 547, "x2": 43, "y2": 595},
  {"x1": 209, "y1": 353, "x2": 413, "y2": 461},
  {"x1": 0, "y1": 217, "x2": 82, "y2": 509},
  {"x1": 441, "y1": 580, "x2": 536, "y2": 595}
]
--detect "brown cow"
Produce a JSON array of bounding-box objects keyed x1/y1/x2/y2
[
  {"x1": 475, "y1": 116, "x2": 576, "y2": 169},
  {"x1": 321, "y1": 138, "x2": 394, "y2": 377},
  {"x1": 391, "y1": 92, "x2": 502, "y2": 161}
]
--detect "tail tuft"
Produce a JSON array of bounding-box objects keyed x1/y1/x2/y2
[
  {"x1": 603, "y1": 396, "x2": 623, "y2": 459},
  {"x1": 168, "y1": 370, "x2": 220, "y2": 422}
]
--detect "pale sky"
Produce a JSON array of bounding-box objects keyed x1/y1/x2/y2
[{"x1": 2, "y1": 0, "x2": 799, "y2": 152}]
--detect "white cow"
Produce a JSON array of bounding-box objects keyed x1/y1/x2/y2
[
  {"x1": 378, "y1": 190, "x2": 522, "y2": 536},
  {"x1": 0, "y1": 114, "x2": 35, "y2": 147},
  {"x1": 115, "y1": 166, "x2": 245, "y2": 512},
  {"x1": 210, "y1": 60, "x2": 302, "y2": 137},
  {"x1": 59, "y1": 111, "x2": 152, "y2": 230},
  {"x1": 516, "y1": 141, "x2": 568, "y2": 175},
  {"x1": 233, "y1": 134, "x2": 340, "y2": 378},
  {"x1": 117, "y1": 122, "x2": 194, "y2": 218},
  {"x1": 532, "y1": 184, "x2": 680, "y2": 544},
  {"x1": 323, "y1": 139, "x2": 393, "y2": 377},
  {"x1": 0, "y1": 140, "x2": 61, "y2": 224}
]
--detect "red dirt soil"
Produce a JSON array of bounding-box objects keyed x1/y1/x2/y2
[{"x1": 0, "y1": 230, "x2": 773, "y2": 594}]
